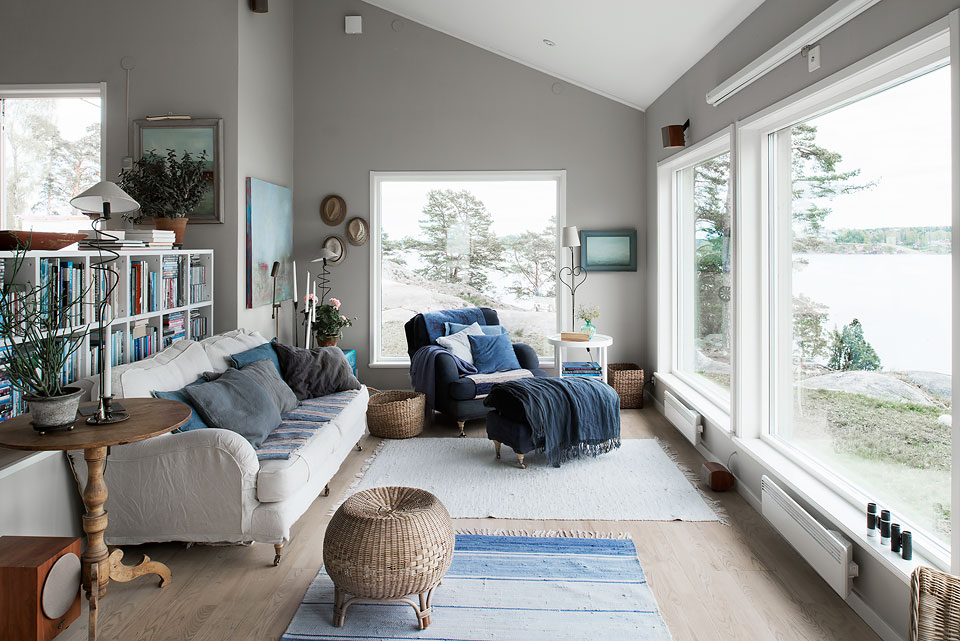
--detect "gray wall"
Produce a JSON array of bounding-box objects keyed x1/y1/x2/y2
[
  {"x1": 643, "y1": 0, "x2": 960, "y2": 637},
  {"x1": 237, "y1": 0, "x2": 297, "y2": 343},
  {"x1": 292, "y1": 0, "x2": 645, "y2": 390}
]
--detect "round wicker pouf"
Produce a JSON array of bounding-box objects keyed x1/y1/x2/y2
[{"x1": 323, "y1": 486, "x2": 455, "y2": 630}]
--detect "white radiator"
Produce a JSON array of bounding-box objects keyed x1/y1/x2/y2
[
  {"x1": 663, "y1": 390, "x2": 702, "y2": 445},
  {"x1": 761, "y1": 476, "x2": 859, "y2": 597}
]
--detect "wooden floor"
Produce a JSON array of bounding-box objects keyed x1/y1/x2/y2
[{"x1": 60, "y1": 408, "x2": 881, "y2": 641}]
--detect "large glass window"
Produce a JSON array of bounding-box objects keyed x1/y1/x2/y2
[
  {"x1": 768, "y1": 65, "x2": 952, "y2": 550},
  {"x1": 0, "y1": 93, "x2": 101, "y2": 232},
  {"x1": 371, "y1": 172, "x2": 562, "y2": 365},
  {"x1": 677, "y1": 152, "x2": 732, "y2": 402}
]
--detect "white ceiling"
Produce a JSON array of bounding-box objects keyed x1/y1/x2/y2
[{"x1": 361, "y1": 0, "x2": 766, "y2": 110}]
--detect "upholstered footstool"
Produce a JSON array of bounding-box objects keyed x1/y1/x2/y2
[
  {"x1": 485, "y1": 409, "x2": 542, "y2": 469},
  {"x1": 323, "y1": 486, "x2": 455, "y2": 630}
]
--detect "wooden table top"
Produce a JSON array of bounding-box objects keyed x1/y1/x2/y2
[{"x1": 0, "y1": 398, "x2": 190, "y2": 451}]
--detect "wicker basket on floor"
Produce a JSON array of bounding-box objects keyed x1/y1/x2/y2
[
  {"x1": 911, "y1": 566, "x2": 960, "y2": 640},
  {"x1": 367, "y1": 390, "x2": 425, "y2": 439},
  {"x1": 608, "y1": 363, "x2": 645, "y2": 409}
]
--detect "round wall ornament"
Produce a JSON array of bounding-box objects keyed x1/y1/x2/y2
[
  {"x1": 320, "y1": 195, "x2": 347, "y2": 225},
  {"x1": 346, "y1": 217, "x2": 368, "y2": 246},
  {"x1": 323, "y1": 235, "x2": 346, "y2": 264}
]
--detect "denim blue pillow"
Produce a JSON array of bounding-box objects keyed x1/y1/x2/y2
[
  {"x1": 230, "y1": 341, "x2": 282, "y2": 375},
  {"x1": 445, "y1": 321, "x2": 505, "y2": 337},
  {"x1": 468, "y1": 333, "x2": 521, "y2": 374},
  {"x1": 152, "y1": 378, "x2": 209, "y2": 432}
]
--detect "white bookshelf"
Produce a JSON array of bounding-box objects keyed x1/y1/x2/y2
[{"x1": 0, "y1": 248, "x2": 214, "y2": 398}]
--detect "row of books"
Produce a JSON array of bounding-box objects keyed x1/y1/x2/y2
[
  {"x1": 562, "y1": 361, "x2": 602, "y2": 377},
  {"x1": 59, "y1": 349, "x2": 81, "y2": 387},
  {"x1": 190, "y1": 309, "x2": 208, "y2": 340},
  {"x1": 163, "y1": 311, "x2": 187, "y2": 348},
  {"x1": 0, "y1": 348, "x2": 26, "y2": 421},
  {"x1": 89, "y1": 329, "x2": 126, "y2": 376},
  {"x1": 40, "y1": 259, "x2": 85, "y2": 327},
  {"x1": 131, "y1": 323, "x2": 161, "y2": 361},
  {"x1": 190, "y1": 256, "x2": 208, "y2": 303},
  {"x1": 162, "y1": 255, "x2": 186, "y2": 309},
  {"x1": 130, "y1": 260, "x2": 160, "y2": 316}
]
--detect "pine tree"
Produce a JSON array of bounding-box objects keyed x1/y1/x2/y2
[
  {"x1": 828, "y1": 318, "x2": 881, "y2": 371},
  {"x1": 504, "y1": 218, "x2": 556, "y2": 298}
]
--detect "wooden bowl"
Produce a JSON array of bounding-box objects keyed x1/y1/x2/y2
[{"x1": 0, "y1": 231, "x2": 87, "y2": 251}]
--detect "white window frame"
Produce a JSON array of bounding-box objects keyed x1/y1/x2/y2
[
  {"x1": 0, "y1": 83, "x2": 107, "y2": 229},
  {"x1": 369, "y1": 170, "x2": 566, "y2": 368},
  {"x1": 736, "y1": 15, "x2": 957, "y2": 570},
  {"x1": 656, "y1": 127, "x2": 736, "y2": 429}
]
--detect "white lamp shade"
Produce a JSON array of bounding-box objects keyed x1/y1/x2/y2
[
  {"x1": 70, "y1": 181, "x2": 140, "y2": 214},
  {"x1": 311, "y1": 248, "x2": 337, "y2": 262},
  {"x1": 561, "y1": 225, "x2": 581, "y2": 248}
]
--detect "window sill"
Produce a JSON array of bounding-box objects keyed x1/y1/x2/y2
[
  {"x1": 734, "y1": 436, "x2": 948, "y2": 583},
  {"x1": 368, "y1": 361, "x2": 409, "y2": 369},
  {"x1": 653, "y1": 371, "x2": 731, "y2": 432}
]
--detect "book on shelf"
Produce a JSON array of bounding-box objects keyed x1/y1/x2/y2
[
  {"x1": 131, "y1": 320, "x2": 160, "y2": 362},
  {"x1": 89, "y1": 329, "x2": 125, "y2": 375},
  {"x1": 125, "y1": 230, "x2": 175, "y2": 250},
  {"x1": 190, "y1": 255, "x2": 207, "y2": 303},
  {"x1": 163, "y1": 311, "x2": 187, "y2": 348},
  {"x1": 189, "y1": 309, "x2": 208, "y2": 339},
  {"x1": 130, "y1": 260, "x2": 159, "y2": 315},
  {"x1": 0, "y1": 346, "x2": 26, "y2": 422}
]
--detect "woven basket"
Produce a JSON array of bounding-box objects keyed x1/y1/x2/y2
[
  {"x1": 608, "y1": 363, "x2": 645, "y2": 409},
  {"x1": 911, "y1": 566, "x2": 960, "y2": 641},
  {"x1": 367, "y1": 390, "x2": 425, "y2": 439},
  {"x1": 323, "y1": 486, "x2": 455, "y2": 600}
]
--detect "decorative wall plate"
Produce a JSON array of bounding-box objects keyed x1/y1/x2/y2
[
  {"x1": 323, "y1": 235, "x2": 346, "y2": 264},
  {"x1": 345, "y1": 217, "x2": 368, "y2": 246},
  {"x1": 320, "y1": 195, "x2": 347, "y2": 226}
]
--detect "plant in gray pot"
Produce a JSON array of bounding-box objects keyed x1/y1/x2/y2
[
  {"x1": 117, "y1": 149, "x2": 208, "y2": 245},
  {"x1": 0, "y1": 247, "x2": 88, "y2": 433}
]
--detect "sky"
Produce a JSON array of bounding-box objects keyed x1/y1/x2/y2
[{"x1": 799, "y1": 64, "x2": 951, "y2": 230}]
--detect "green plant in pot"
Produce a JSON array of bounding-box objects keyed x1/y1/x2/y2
[
  {"x1": 0, "y1": 247, "x2": 89, "y2": 433},
  {"x1": 312, "y1": 297, "x2": 353, "y2": 347},
  {"x1": 117, "y1": 149, "x2": 208, "y2": 245}
]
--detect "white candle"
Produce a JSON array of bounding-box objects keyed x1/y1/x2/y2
[
  {"x1": 292, "y1": 260, "x2": 298, "y2": 301},
  {"x1": 103, "y1": 304, "x2": 113, "y2": 398},
  {"x1": 304, "y1": 270, "x2": 310, "y2": 306}
]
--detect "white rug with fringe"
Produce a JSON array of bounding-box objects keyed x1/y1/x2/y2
[{"x1": 335, "y1": 438, "x2": 722, "y2": 522}]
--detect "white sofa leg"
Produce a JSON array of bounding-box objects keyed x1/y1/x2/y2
[{"x1": 273, "y1": 543, "x2": 283, "y2": 567}]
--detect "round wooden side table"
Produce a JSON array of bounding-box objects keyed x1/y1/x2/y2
[{"x1": 0, "y1": 398, "x2": 190, "y2": 641}]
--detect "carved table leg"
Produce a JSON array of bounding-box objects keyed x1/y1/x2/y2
[
  {"x1": 108, "y1": 549, "x2": 171, "y2": 587},
  {"x1": 81, "y1": 446, "x2": 110, "y2": 602}
]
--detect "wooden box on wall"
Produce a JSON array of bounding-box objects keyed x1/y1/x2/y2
[{"x1": 0, "y1": 536, "x2": 82, "y2": 641}]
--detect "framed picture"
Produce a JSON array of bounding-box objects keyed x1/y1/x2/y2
[
  {"x1": 580, "y1": 229, "x2": 637, "y2": 271},
  {"x1": 245, "y1": 177, "x2": 293, "y2": 308},
  {"x1": 133, "y1": 118, "x2": 224, "y2": 224}
]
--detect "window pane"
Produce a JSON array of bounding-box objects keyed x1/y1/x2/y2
[
  {"x1": 677, "y1": 152, "x2": 732, "y2": 400},
  {"x1": 771, "y1": 66, "x2": 952, "y2": 549},
  {"x1": 378, "y1": 179, "x2": 558, "y2": 360},
  {"x1": 1, "y1": 97, "x2": 101, "y2": 232}
]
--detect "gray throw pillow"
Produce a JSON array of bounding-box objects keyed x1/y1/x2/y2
[
  {"x1": 272, "y1": 343, "x2": 362, "y2": 401},
  {"x1": 184, "y1": 368, "x2": 280, "y2": 448},
  {"x1": 238, "y1": 358, "x2": 299, "y2": 414}
]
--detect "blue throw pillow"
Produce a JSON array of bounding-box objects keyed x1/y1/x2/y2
[
  {"x1": 468, "y1": 333, "x2": 521, "y2": 374},
  {"x1": 445, "y1": 321, "x2": 505, "y2": 337},
  {"x1": 230, "y1": 341, "x2": 282, "y2": 375},
  {"x1": 184, "y1": 368, "x2": 280, "y2": 448},
  {"x1": 152, "y1": 378, "x2": 209, "y2": 432}
]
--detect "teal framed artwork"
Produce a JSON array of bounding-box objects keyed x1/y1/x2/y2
[
  {"x1": 133, "y1": 118, "x2": 224, "y2": 223},
  {"x1": 245, "y1": 177, "x2": 293, "y2": 309},
  {"x1": 580, "y1": 229, "x2": 637, "y2": 271}
]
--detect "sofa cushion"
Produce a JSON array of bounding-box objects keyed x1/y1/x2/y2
[
  {"x1": 468, "y1": 333, "x2": 522, "y2": 373},
  {"x1": 152, "y1": 378, "x2": 209, "y2": 432},
  {"x1": 256, "y1": 388, "x2": 367, "y2": 502},
  {"x1": 201, "y1": 330, "x2": 268, "y2": 371},
  {"x1": 436, "y1": 323, "x2": 484, "y2": 365},
  {"x1": 185, "y1": 368, "x2": 280, "y2": 448},
  {"x1": 118, "y1": 340, "x2": 214, "y2": 398},
  {"x1": 272, "y1": 343, "x2": 361, "y2": 401},
  {"x1": 237, "y1": 358, "x2": 299, "y2": 414},
  {"x1": 231, "y1": 341, "x2": 282, "y2": 375}
]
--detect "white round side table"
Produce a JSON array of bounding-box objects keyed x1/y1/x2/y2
[{"x1": 547, "y1": 333, "x2": 614, "y2": 384}]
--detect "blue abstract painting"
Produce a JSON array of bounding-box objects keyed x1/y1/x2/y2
[{"x1": 245, "y1": 177, "x2": 293, "y2": 308}]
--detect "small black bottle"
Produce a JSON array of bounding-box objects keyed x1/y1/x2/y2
[
  {"x1": 890, "y1": 523, "x2": 901, "y2": 554},
  {"x1": 901, "y1": 531, "x2": 913, "y2": 561},
  {"x1": 867, "y1": 503, "x2": 877, "y2": 537}
]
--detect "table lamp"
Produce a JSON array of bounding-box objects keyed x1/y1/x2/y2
[
  {"x1": 70, "y1": 181, "x2": 140, "y2": 424},
  {"x1": 558, "y1": 225, "x2": 587, "y2": 331}
]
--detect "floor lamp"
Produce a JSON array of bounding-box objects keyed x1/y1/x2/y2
[
  {"x1": 70, "y1": 181, "x2": 140, "y2": 424},
  {"x1": 557, "y1": 225, "x2": 587, "y2": 331}
]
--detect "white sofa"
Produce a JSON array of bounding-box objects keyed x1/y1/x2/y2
[{"x1": 68, "y1": 329, "x2": 368, "y2": 563}]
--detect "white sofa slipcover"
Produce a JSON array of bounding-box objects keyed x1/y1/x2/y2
[{"x1": 68, "y1": 329, "x2": 368, "y2": 554}]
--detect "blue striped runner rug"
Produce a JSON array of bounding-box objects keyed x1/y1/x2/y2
[{"x1": 281, "y1": 534, "x2": 672, "y2": 640}]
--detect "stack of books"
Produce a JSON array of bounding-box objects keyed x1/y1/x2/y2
[
  {"x1": 125, "y1": 229, "x2": 176, "y2": 249},
  {"x1": 163, "y1": 311, "x2": 186, "y2": 347},
  {"x1": 79, "y1": 230, "x2": 146, "y2": 250},
  {"x1": 162, "y1": 255, "x2": 182, "y2": 308},
  {"x1": 562, "y1": 361, "x2": 602, "y2": 377}
]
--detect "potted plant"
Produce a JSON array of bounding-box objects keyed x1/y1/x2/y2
[
  {"x1": 0, "y1": 247, "x2": 88, "y2": 433},
  {"x1": 577, "y1": 304, "x2": 599, "y2": 339},
  {"x1": 117, "y1": 149, "x2": 208, "y2": 245},
  {"x1": 312, "y1": 297, "x2": 354, "y2": 347}
]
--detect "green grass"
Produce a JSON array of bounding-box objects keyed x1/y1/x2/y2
[{"x1": 801, "y1": 389, "x2": 950, "y2": 471}]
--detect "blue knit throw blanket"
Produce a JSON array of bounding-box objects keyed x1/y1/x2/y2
[{"x1": 484, "y1": 376, "x2": 621, "y2": 466}]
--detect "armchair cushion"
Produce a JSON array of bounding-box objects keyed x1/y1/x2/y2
[
  {"x1": 469, "y1": 333, "x2": 522, "y2": 373},
  {"x1": 436, "y1": 323, "x2": 484, "y2": 364},
  {"x1": 444, "y1": 321, "x2": 506, "y2": 336}
]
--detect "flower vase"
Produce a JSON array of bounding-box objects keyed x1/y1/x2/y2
[
  {"x1": 580, "y1": 320, "x2": 597, "y2": 339},
  {"x1": 317, "y1": 335, "x2": 338, "y2": 347}
]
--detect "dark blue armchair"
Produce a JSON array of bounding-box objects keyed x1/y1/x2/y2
[{"x1": 404, "y1": 307, "x2": 547, "y2": 436}]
